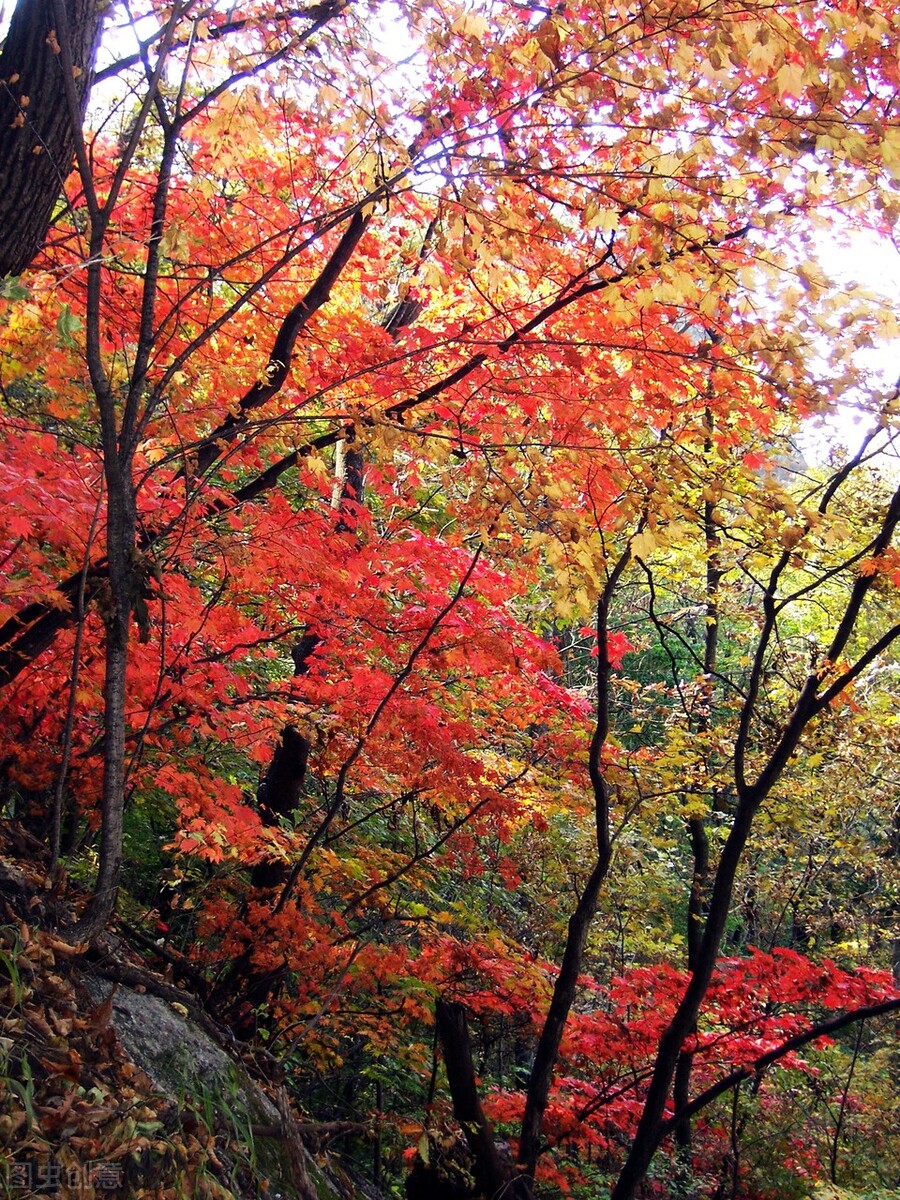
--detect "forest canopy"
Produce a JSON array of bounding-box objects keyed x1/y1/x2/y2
[{"x1": 1, "y1": 0, "x2": 900, "y2": 1197}]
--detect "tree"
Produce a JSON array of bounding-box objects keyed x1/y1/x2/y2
[
  {"x1": 2, "y1": 0, "x2": 900, "y2": 1196},
  {"x1": 0, "y1": 0, "x2": 104, "y2": 278}
]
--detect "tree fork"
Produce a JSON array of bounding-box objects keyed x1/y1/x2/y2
[{"x1": 0, "y1": 210, "x2": 370, "y2": 691}]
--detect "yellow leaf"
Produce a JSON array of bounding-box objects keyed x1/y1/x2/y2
[
  {"x1": 451, "y1": 12, "x2": 489, "y2": 40},
  {"x1": 158, "y1": 223, "x2": 191, "y2": 260},
  {"x1": 535, "y1": 18, "x2": 561, "y2": 68},
  {"x1": 775, "y1": 62, "x2": 805, "y2": 98},
  {"x1": 630, "y1": 529, "x2": 658, "y2": 559}
]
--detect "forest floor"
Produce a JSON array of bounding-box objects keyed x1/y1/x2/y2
[{"x1": 0, "y1": 819, "x2": 373, "y2": 1200}]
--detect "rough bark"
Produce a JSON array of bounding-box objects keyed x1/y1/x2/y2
[
  {"x1": 0, "y1": 0, "x2": 103, "y2": 277},
  {"x1": 333, "y1": 439, "x2": 365, "y2": 532},
  {"x1": 258, "y1": 726, "x2": 312, "y2": 824}
]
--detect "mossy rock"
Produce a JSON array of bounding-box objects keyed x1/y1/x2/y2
[{"x1": 80, "y1": 975, "x2": 345, "y2": 1200}]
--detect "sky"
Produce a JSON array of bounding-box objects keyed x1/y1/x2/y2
[{"x1": 802, "y1": 228, "x2": 900, "y2": 462}]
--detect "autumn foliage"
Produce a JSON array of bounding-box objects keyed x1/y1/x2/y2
[{"x1": 1, "y1": 0, "x2": 900, "y2": 1196}]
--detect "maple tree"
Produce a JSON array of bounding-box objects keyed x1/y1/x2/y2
[{"x1": 2, "y1": 0, "x2": 900, "y2": 1197}]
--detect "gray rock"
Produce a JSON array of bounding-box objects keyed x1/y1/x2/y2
[
  {"x1": 79, "y1": 973, "x2": 346, "y2": 1200},
  {"x1": 82, "y1": 973, "x2": 261, "y2": 1107}
]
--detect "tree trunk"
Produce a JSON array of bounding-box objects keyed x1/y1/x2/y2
[
  {"x1": 67, "y1": 456, "x2": 136, "y2": 941},
  {"x1": 0, "y1": 0, "x2": 103, "y2": 277},
  {"x1": 673, "y1": 470, "x2": 720, "y2": 1149},
  {"x1": 436, "y1": 999, "x2": 516, "y2": 1200},
  {"x1": 516, "y1": 550, "x2": 631, "y2": 1185}
]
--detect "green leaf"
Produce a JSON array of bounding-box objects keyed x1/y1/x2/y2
[
  {"x1": 0, "y1": 275, "x2": 30, "y2": 301},
  {"x1": 56, "y1": 303, "x2": 83, "y2": 348}
]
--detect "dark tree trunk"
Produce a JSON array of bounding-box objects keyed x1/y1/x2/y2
[
  {"x1": 673, "y1": 468, "x2": 720, "y2": 1149},
  {"x1": 250, "y1": 726, "x2": 312, "y2": 889},
  {"x1": 220, "y1": 636, "x2": 318, "y2": 1021},
  {"x1": 891, "y1": 804, "x2": 900, "y2": 987},
  {"x1": 436, "y1": 1000, "x2": 516, "y2": 1200},
  {"x1": 334, "y1": 441, "x2": 365, "y2": 532},
  {"x1": 516, "y1": 549, "x2": 631, "y2": 1185},
  {"x1": 257, "y1": 725, "x2": 312, "y2": 825},
  {"x1": 0, "y1": 0, "x2": 103, "y2": 277},
  {"x1": 68, "y1": 451, "x2": 136, "y2": 941}
]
